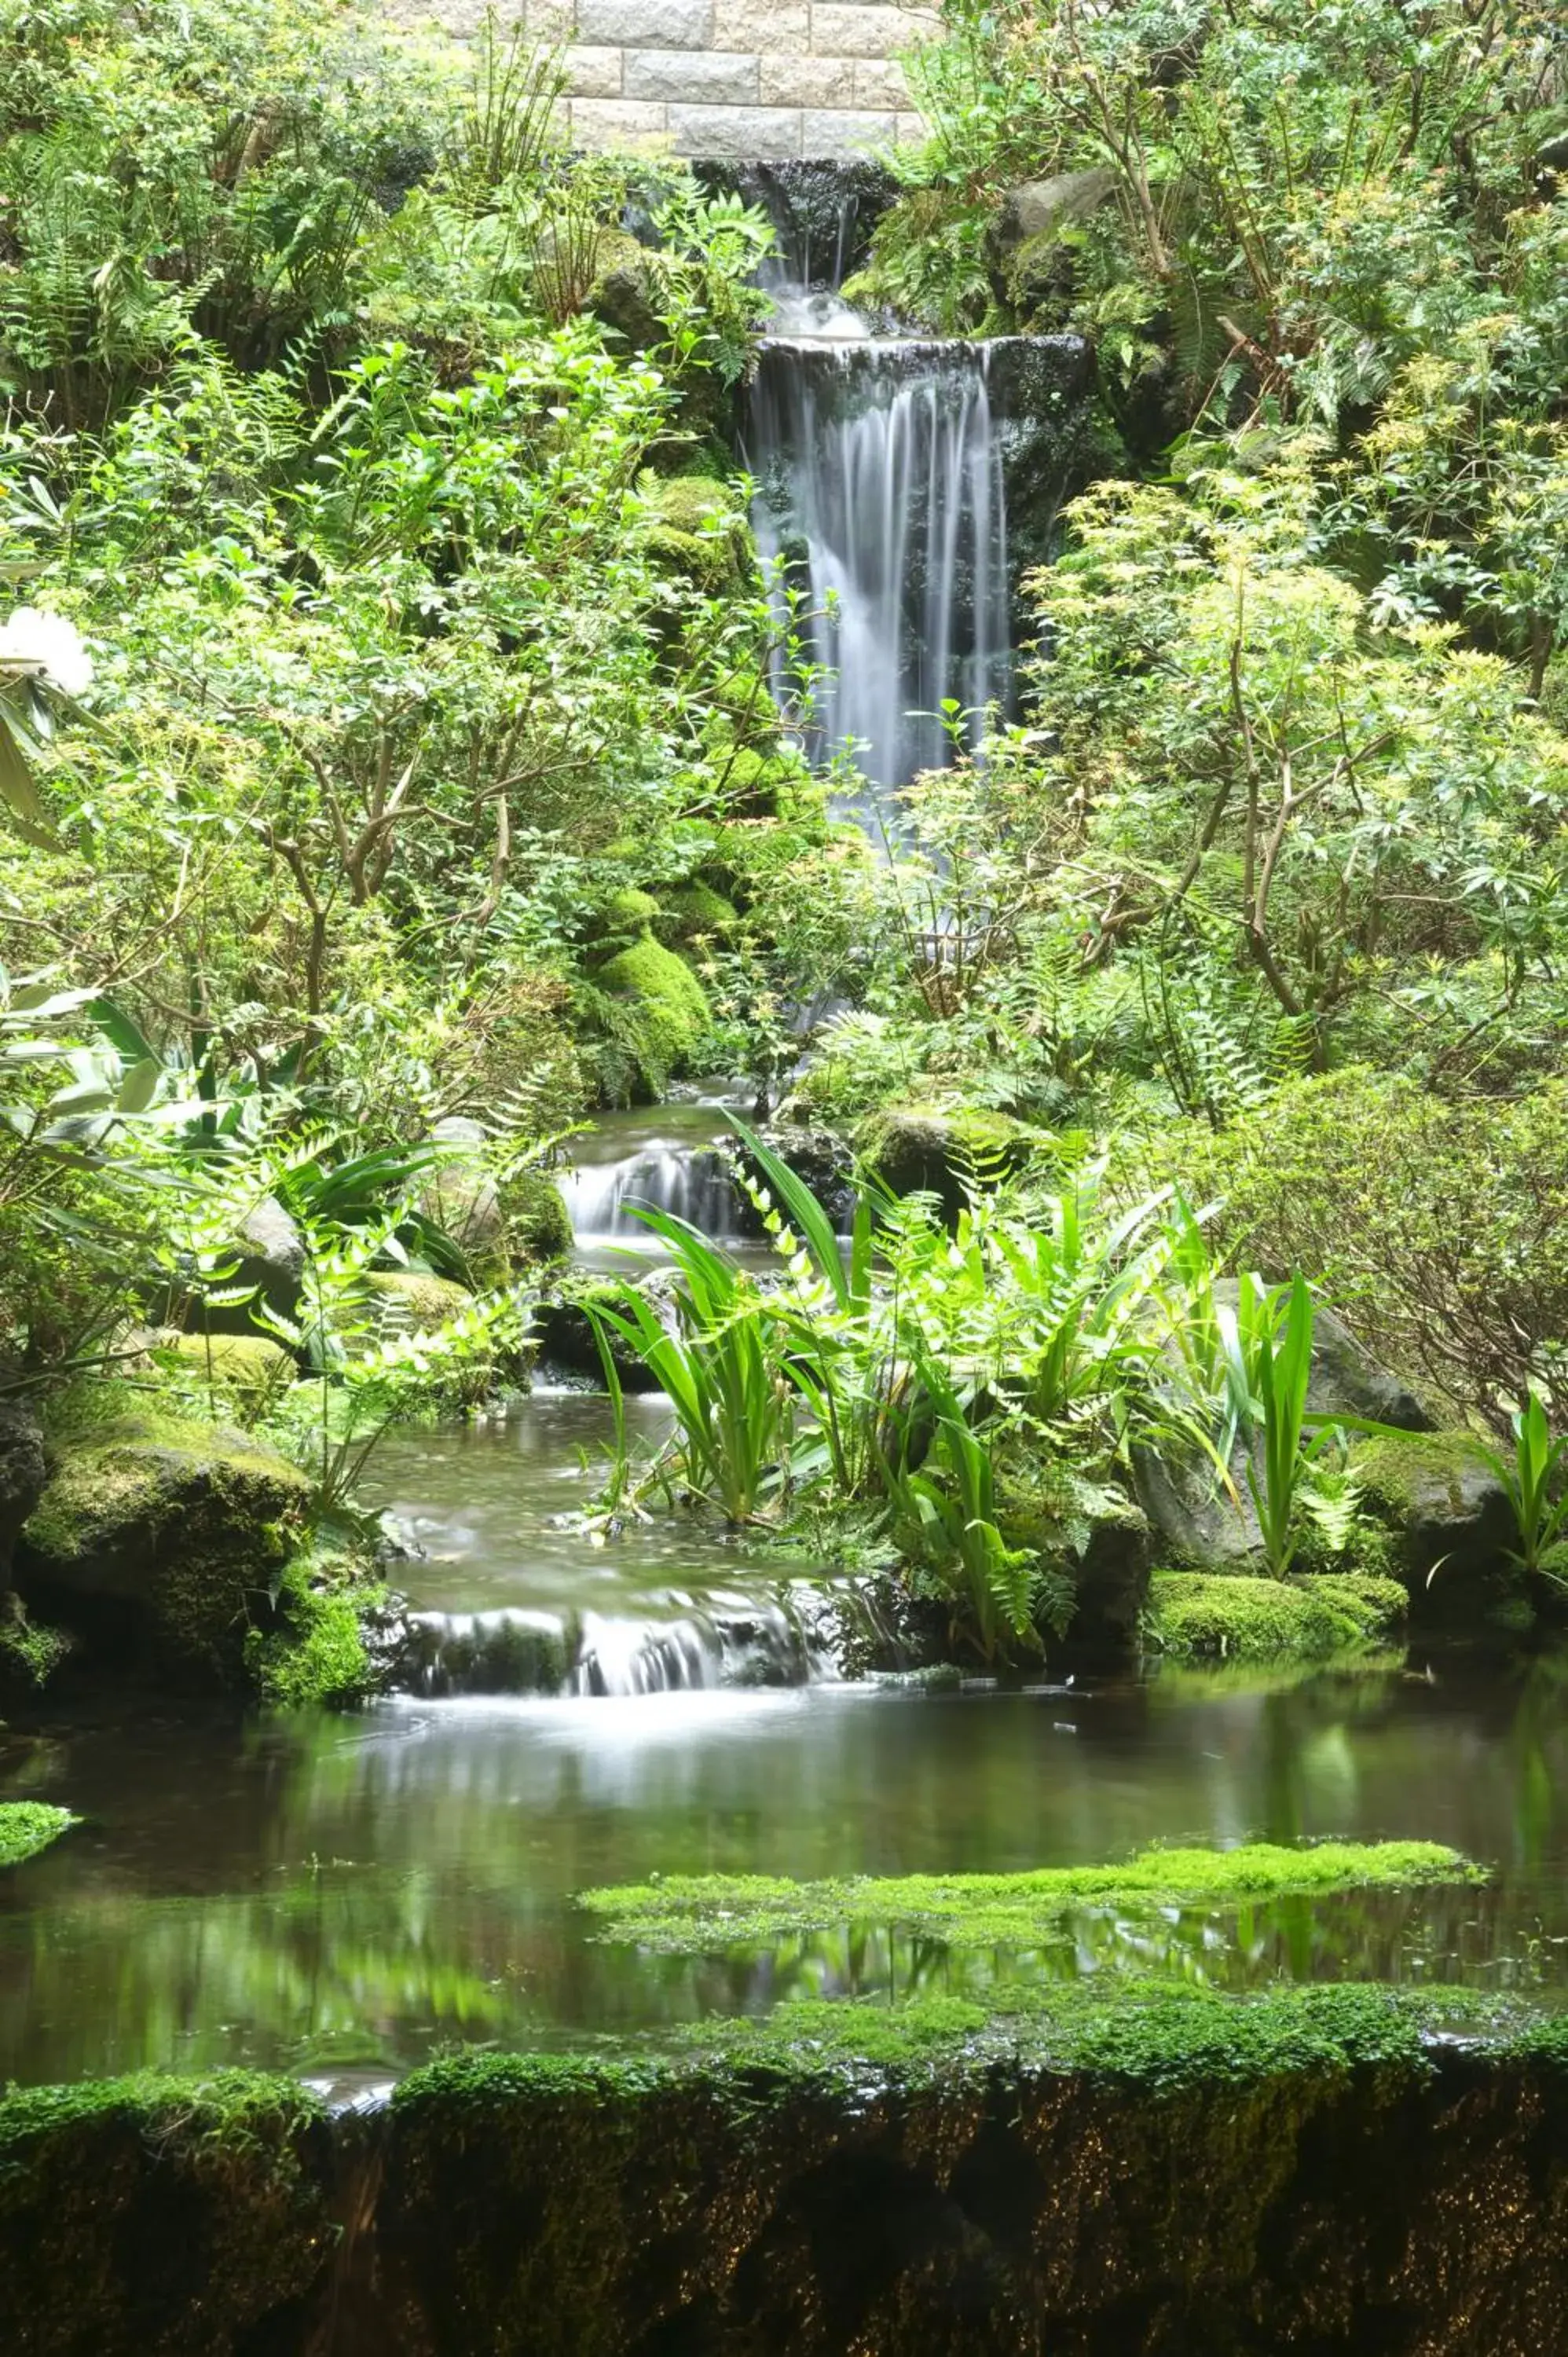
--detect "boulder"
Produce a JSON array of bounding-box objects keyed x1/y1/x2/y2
[
  {"x1": 855, "y1": 1104, "x2": 1026, "y2": 1222},
  {"x1": 991, "y1": 167, "x2": 1120, "y2": 312},
  {"x1": 19, "y1": 1401, "x2": 310, "y2": 1681},
  {"x1": 1142, "y1": 1569, "x2": 1408, "y2": 1662},
  {"x1": 156, "y1": 1331, "x2": 297, "y2": 1402},
  {"x1": 1351, "y1": 1430, "x2": 1519, "y2": 1624},
  {"x1": 178, "y1": 1192, "x2": 304, "y2": 1338}
]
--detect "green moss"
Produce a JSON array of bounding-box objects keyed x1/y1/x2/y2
[
  {"x1": 1142, "y1": 1569, "x2": 1409, "y2": 1662},
  {"x1": 595, "y1": 933, "x2": 710, "y2": 1092},
  {"x1": 0, "y1": 1595, "x2": 74, "y2": 1691},
  {"x1": 600, "y1": 885, "x2": 660, "y2": 935},
  {"x1": 501, "y1": 1166, "x2": 573, "y2": 1264},
  {"x1": 1351, "y1": 1428, "x2": 1491, "y2": 1519},
  {"x1": 0, "y1": 1801, "x2": 78, "y2": 1868},
  {"x1": 21, "y1": 1396, "x2": 311, "y2": 1682},
  {"x1": 580, "y1": 1838, "x2": 1478, "y2": 1952},
  {"x1": 654, "y1": 880, "x2": 737, "y2": 946},
  {"x1": 156, "y1": 1332, "x2": 296, "y2": 1400},
  {"x1": 362, "y1": 1270, "x2": 474, "y2": 1333},
  {"x1": 244, "y1": 1558, "x2": 381, "y2": 1709},
  {"x1": 637, "y1": 471, "x2": 757, "y2": 596},
  {"x1": 0, "y1": 2069, "x2": 331, "y2": 2354}
]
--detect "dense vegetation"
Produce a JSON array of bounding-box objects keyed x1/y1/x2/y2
[{"x1": 3, "y1": 0, "x2": 1567, "y2": 1681}]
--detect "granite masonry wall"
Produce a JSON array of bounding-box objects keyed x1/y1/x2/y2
[{"x1": 386, "y1": 0, "x2": 936, "y2": 158}]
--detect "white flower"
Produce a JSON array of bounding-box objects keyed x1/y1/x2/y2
[{"x1": 0, "y1": 607, "x2": 93, "y2": 697}]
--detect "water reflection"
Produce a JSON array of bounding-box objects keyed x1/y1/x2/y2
[{"x1": 4, "y1": 1651, "x2": 1568, "y2": 2084}]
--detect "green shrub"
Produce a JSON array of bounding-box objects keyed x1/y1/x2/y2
[{"x1": 1160, "y1": 1068, "x2": 1568, "y2": 1431}]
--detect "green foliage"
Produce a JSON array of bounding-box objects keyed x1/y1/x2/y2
[
  {"x1": 244, "y1": 1556, "x2": 379, "y2": 1709},
  {"x1": 1471, "y1": 1394, "x2": 1568, "y2": 1584},
  {"x1": 0, "y1": 1801, "x2": 78, "y2": 1868}
]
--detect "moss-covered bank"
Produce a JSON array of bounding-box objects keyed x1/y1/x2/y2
[
  {"x1": 370, "y1": 1992, "x2": 1568, "y2": 2355},
  {"x1": 0, "y1": 2071, "x2": 332, "y2": 2355},
  {"x1": 9, "y1": 1984, "x2": 1568, "y2": 2353},
  {"x1": 1143, "y1": 1568, "x2": 1409, "y2": 1662}
]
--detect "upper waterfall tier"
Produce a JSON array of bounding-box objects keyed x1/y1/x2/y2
[{"x1": 745, "y1": 318, "x2": 1092, "y2": 800}]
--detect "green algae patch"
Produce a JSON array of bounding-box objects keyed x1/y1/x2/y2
[
  {"x1": 0, "y1": 2069, "x2": 332, "y2": 2355},
  {"x1": 1143, "y1": 1568, "x2": 1408, "y2": 1662},
  {"x1": 580, "y1": 1838, "x2": 1481, "y2": 1952},
  {"x1": 0, "y1": 1801, "x2": 77, "y2": 1869}
]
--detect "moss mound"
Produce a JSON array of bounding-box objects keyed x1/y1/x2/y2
[
  {"x1": 0, "y1": 2071, "x2": 332, "y2": 2355},
  {"x1": 637, "y1": 470, "x2": 757, "y2": 597},
  {"x1": 20, "y1": 1396, "x2": 311, "y2": 1681},
  {"x1": 578, "y1": 1838, "x2": 1478, "y2": 1952},
  {"x1": 244, "y1": 1557, "x2": 381, "y2": 1709},
  {"x1": 595, "y1": 934, "x2": 711, "y2": 1094},
  {"x1": 1143, "y1": 1569, "x2": 1409, "y2": 1662},
  {"x1": 0, "y1": 1801, "x2": 78, "y2": 1868},
  {"x1": 654, "y1": 880, "x2": 737, "y2": 946}
]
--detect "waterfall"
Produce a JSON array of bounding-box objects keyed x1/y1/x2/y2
[
  {"x1": 397, "y1": 1601, "x2": 822, "y2": 1697},
  {"x1": 558, "y1": 1142, "x2": 742, "y2": 1248},
  {"x1": 746, "y1": 327, "x2": 1014, "y2": 798}
]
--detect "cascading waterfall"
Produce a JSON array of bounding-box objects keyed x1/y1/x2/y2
[
  {"x1": 747, "y1": 331, "x2": 1013, "y2": 797},
  {"x1": 557, "y1": 1142, "x2": 742, "y2": 1248}
]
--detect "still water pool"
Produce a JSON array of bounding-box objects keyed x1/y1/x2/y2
[{"x1": 4, "y1": 1417, "x2": 1568, "y2": 2088}]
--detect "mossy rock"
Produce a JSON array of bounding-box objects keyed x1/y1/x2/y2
[
  {"x1": 0, "y1": 1801, "x2": 77, "y2": 1869},
  {"x1": 373, "y1": 1992, "x2": 1568, "y2": 2354},
  {"x1": 363, "y1": 1270, "x2": 473, "y2": 1334},
  {"x1": 1142, "y1": 1569, "x2": 1409, "y2": 1663},
  {"x1": 1351, "y1": 1430, "x2": 1517, "y2": 1615},
  {"x1": 856, "y1": 1103, "x2": 1028, "y2": 1219},
  {"x1": 595, "y1": 934, "x2": 711, "y2": 1096},
  {"x1": 500, "y1": 1167, "x2": 573, "y2": 1266},
  {"x1": 156, "y1": 1332, "x2": 297, "y2": 1400},
  {"x1": 0, "y1": 2071, "x2": 332, "y2": 2355},
  {"x1": 654, "y1": 881, "x2": 738, "y2": 947},
  {"x1": 637, "y1": 470, "x2": 758, "y2": 599},
  {"x1": 583, "y1": 226, "x2": 663, "y2": 350},
  {"x1": 600, "y1": 885, "x2": 661, "y2": 938},
  {"x1": 18, "y1": 1398, "x2": 310, "y2": 1683},
  {"x1": 712, "y1": 743, "x2": 815, "y2": 818}
]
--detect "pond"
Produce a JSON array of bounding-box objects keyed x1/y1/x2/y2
[{"x1": 4, "y1": 1394, "x2": 1567, "y2": 2090}]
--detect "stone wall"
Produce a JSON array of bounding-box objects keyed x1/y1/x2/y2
[{"x1": 387, "y1": 0, "x2": 937, "y2": 159}]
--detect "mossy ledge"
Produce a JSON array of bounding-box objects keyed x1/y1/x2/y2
[
  {"x1": 0, "y1": 2069, "x2": 332, "y2": 2355},
  {"x1": 578, "y1": 1838, "x2": 1480, "y2": 1951},
  {"x1": 1143, "y1": 1568, "x2": 1409, "y2": 1662},
  {"x1": 371, "y1": 1992, "x2": 1568, "y2": 2355},
  {"x1": 9, "y1": 1989, "x2": 1568, "y2": 2353},
  {"x1": 0, "y1": 1801, "x2": 77, "y2": 1869}
]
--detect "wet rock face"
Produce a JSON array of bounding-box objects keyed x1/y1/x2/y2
[
  {"x1": 697, "y1": 159, "x2": 899, "y2": 289},
  {"x1": 368, "y1": 2047, "x2": 1568, "y2": 2355}
]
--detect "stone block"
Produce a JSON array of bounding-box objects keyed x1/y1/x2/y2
[
  {"x1": 383, "y1": 0, "x2": 509, "y2": 33},
  {"x1": 523, "y1": 0, "x2": 576, "y2": 34},
  {"x1": 565, "y1": 44, "x2": 623, "y2": 95},
  {"x1": 854, "y1": 53, "x2": 907, "y2": 104},
  {"x1": 625, "y1": 48, "x2": 760, "y2": 101},
  {"x1": 801, "y1": 105, "x2": 894, "y2": 155},
  {"x1": 570, "y1": 97, "x2": 671, "y2": 144},
  {"x1": 760, "y1": 53, "x2": 852, "y2": 106},
  {"x1": 665, "y1": 102, "x2": 802, "y2": 158},
  {"x1": 577, "y1": 0, "x2": 711, "y2": 46},
  {"x1": 893, "y1": 109, "x2": 926, "y2": 145},
  {"x1": 713, "y1": 0, "x2": 810, "y2": 42},
  {"x1": 809, "y1": 3, "x2": 936, "y2": 58}
]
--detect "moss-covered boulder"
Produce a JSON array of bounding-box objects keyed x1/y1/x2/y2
[
  {"x1": 500, "y1": 1166, "x2": 573, "y2": 1265},
  {"x1": 595, "y1": 933, "x2": 711, "y2": 1098},
  {"x1": 154, "y1": 1332, "x2": 297, "y2": 1402},
  {"x1": 584, "y1": 226, "x2": 662, "y2": 351},
  {"x1": 1142, "y1": 1568, "x2": 1409, "y2": 1662},
  {"x1": 363, "y1": 1270, "x2": 472, "y2": 1334},
  {"x1": 1352, "y1": 1429, "x2": 1517, "y2": 1615},
  {"x1": 18, "y1": 1401, "x2": 310, "y2": 1682},
  {"x1": 654, "y1": 880, "x2": 738, "y2": 948},
  {"x1": 0, "y1": 2071, "x2": 332, "y2": 2355},
  {"x1": 637, "y1": 470, "x2": 758, "y2": 599},
  {"x1": 856, "y1": 1104, "x2": 1027, "y2": 1220}
]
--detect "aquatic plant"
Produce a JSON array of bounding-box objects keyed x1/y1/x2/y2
[{"x1": 1474, "y1": 1391, "x2": 1568, "y2": 1586}]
